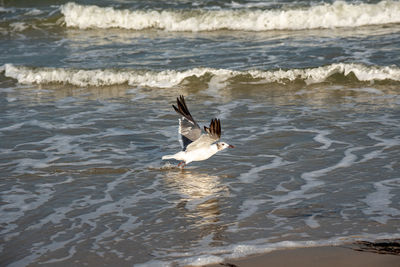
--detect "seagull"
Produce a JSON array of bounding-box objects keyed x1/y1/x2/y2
[{"x1": 162, "y1": 95, "x2": 234, "y2": 168}]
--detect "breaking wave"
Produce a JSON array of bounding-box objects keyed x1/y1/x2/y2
[
  {"x1": 60, "y1": 1, "x2": 400, "y2": 31},
  {"x1": 3, "y1": 63, "x2": 400, "y2": 88}
]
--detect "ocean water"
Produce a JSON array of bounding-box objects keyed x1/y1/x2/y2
[{"x1": 1, "y1": 0, "x2": 400, "y2": 266}]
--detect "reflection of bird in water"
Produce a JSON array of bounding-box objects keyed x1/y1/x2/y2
[
  {"x1": 163, "y1": 169, "x2": 229, "y2": 238},
  {"x1": 162, "y1": 95, "x2": 234, "y2": 168}
]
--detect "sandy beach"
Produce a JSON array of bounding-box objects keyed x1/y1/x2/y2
[{"x1": 206, "y1": 245, "x2": 400, "y2": 267}]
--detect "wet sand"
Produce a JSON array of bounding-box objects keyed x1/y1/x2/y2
[{"x1": 205, "y1": 246, "x2": 400, "y2": 267}]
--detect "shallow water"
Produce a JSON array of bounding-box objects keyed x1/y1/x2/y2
[{"x1": 1, "y1": 0, "x2": 400, "y2": 266}]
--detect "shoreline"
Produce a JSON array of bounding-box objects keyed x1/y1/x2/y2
[{"x1": 203, "y1": 243, "x2": 400, "y2": 267}]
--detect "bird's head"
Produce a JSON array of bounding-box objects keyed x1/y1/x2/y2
[{"x1": 216, "y1": 142, "x2": 235, "y2": 151}]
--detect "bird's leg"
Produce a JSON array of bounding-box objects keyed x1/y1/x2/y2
[{"x1": 177, "y1": 161, "x2": 186, "y2": 169}]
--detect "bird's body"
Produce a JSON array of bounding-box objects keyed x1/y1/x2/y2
[
  {"x1": 162, "y1": 143, "x2": 218, "y2": 164},
  {"x1": 162, "y1": 95, "x2": 233, "y2": 168}
]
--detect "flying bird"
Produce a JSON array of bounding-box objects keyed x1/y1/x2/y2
[{"x1": 162, "y1": 95, "x2": 234, "y2": 168}]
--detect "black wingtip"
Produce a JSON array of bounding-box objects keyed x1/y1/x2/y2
[
  {"x1": 177, "y1": 95, "x2": 186, "y2": 110},
  {"x1": 173, "y1": 95, "x2": 196, "y2": 123},
  {"x1": 206, "y1": 118, "x2": 221, "y2": 138}
]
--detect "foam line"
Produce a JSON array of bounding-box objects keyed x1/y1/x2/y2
[
  {"x1": 3, "y1": 63, "x2": 400, "y2": 88},
  {"x1": 61, "y1": 1, "x2": 400, "y2": 31}
]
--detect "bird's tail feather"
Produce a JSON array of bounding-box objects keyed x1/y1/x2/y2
[{"x1": 162, "y1": 155, "x2": 175, "y2": 160}]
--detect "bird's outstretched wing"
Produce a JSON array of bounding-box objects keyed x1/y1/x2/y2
[
  {"x1": 172, "y1": 95, "x2": 202, "y2": 151},
  {"x1": 204, "y1": 118, "x2": 221, "y2": 140},
  {"x1": 186, "y1": 119, "x2": 221, "y2": 152}
]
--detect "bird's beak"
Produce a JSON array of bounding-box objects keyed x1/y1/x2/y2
[{"x1": 228, "y1": 144, "x2": 235, "y2": 148}]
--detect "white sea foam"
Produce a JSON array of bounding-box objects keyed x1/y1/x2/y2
[
  {"x1": 270, "y1": 146, "x2": 361, "y2": 206},
  {"x1": 362, "y1": 178, "x2": 400, "y2": 224},
  {"x1": 237, "y1": 198, "x2": 268, "y2": 221},
  {"x1": 24, "y1": 8, "x2": 43, "y2": 16},
  {"x1": 61, "y1": 1, "x2": 400, "y2": 31},
  {"x1": 0, "y1": 7, "x2": 15, "y2": 13},
  {"x1": 10, "y1": 22, "x2": 29, "y2": 32},
  {"x1": 3, "y1": 63, "x2": 400, "y2": 88},
  {"x1": 180, "y1": 237, "x2": 350, "y2": 267},
  {"x1": 238, "y1": 156, "x2": 289, "y2": 183},
  {"x1": 313, "y1": 130, "x2": 333, "y2": 150},
  {"x1": 305, "y1": 214, "x2": 321, "y2": 229},
  {"x1": 300, "y1": 146, "x2": 359, "y2": 180}
]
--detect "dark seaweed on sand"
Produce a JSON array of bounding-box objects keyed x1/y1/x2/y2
[{"x1": 354, "y1": 239, "x2": 400, "y2": 256}]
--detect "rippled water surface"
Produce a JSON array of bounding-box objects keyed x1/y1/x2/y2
[{"x1": 1, "y1": 0, "x2": 400, "y2": 266}]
